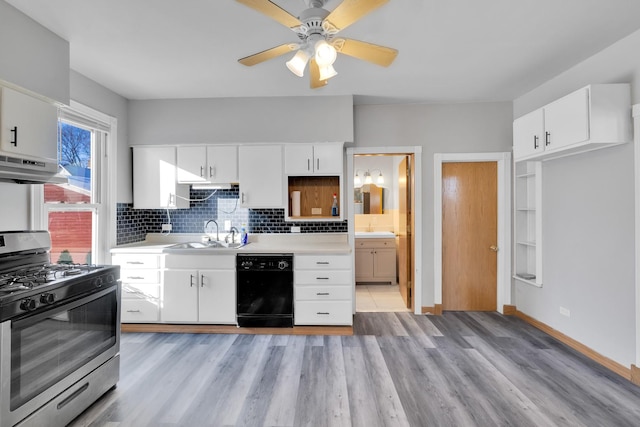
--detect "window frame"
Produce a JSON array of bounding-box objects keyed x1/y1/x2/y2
[{"x1": 31, "y1": 100, "x2": 117, "y2": 265}]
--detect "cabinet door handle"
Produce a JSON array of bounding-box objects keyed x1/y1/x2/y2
[
  {"x1": 307, "y1": 159, "x2": 311, "y2": 171},
  {"x1": 126, "y1": 276, "x2": 145, "y2": 280},
  {"x1": 126, "y1": 310, "x2": 141, "y2": 313},
  {"x1": 190, "y1": 274, "x2": 195, "y2": 287},
  {"x1": 316, "y1": 261, "x2": 329, "y2": 265},
  {"x1": 241, "y1": 192, "x2": 246, "y2": 204},
  {"x1": 545, "y1": 131, "x2": 551, "y2": 146},
  {"x1": 316, "y1": 158, "x2": 320, "y2": 171},
  {"x1": 316, "y1": 292, "x2": 330, "y2": 296},
  {"x1": 201, "y1": 274, "x2": 205, "y2": 287},
  {"x1": 317, "y1": 312, "x2": 330, "y2": 315},
  {"x1": 200, "y1": 166, "x2": 204, "y2": 177},
  {"x1": 534, "y1": 135, "x2": 539, "y2": 149},
  {"x1": 126, "y1": 261, "x2": 144, "y2": 265},
  {"x1": 209, "y1": 166, "x2": 214, "y2": 178},
  {"x1": 10, "y1": 126, "x2": 17, "y2": 146},
  {"x1": 316, "y1": 277, "x2": 329, "y2": 280}
]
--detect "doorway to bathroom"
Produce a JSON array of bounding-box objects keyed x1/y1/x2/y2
[{"x1": 348, "y1": 150, "x2": 419, "y2": 313}]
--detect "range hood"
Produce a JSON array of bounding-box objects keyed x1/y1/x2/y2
[{"x1": 0, "y1": 154, "x2": 67, "y2": 184}]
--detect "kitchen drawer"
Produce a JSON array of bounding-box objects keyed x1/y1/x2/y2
[
  {"x1": 295, "y1": 270, "x2": 351, "y2": 286},
  {"x1": 120, "y1": 269, "x2": 160, "y2": 284},
  {"x1": 121, "y1": 299, "x2": 159, "y2": 323},
  {"x1": 295, "y1": 255, "x2": 351, "y2": 270},
  {"x1": 112, "y1": 254, "x2": 161, "y2": 269},
  {"x1": 122, "y1": 283, "x2": 160, "y2": 299},
  {"x1": 295, "y1": 301, "x2": 352, "y2": 325},
  {"x1": 165, "y1": 254, "x2": 235, "y2": 270},
  {"x1": 295, "y1": 285, "x2": 352, "y2": 301},
  {"x1": 355, "y1": 238, "x2": 395, "y2": 249}
]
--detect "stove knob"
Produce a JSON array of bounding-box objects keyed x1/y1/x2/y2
[
  {"x1": 107, "y1": 274, "x2": 115, "y2": 283},
  {"x1": 40, "y1": 293, "x2": 55, "y2": 304},
  {"x1": 94, "y1": 277, "x2": 104, "y2": 288},
  {"x1": 278, "y1": 260, "x2": 289, "y2": 270},
  {"x1": 20, "y1": 299, "x2": 37, "y2": 312}
]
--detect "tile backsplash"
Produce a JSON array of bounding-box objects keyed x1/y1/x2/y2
[{"x1": 116, "y1": 186, "x2": 347, "y2": 245}]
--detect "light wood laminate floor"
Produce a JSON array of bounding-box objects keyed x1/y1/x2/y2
[{"x1": 69, "y1": 312, "x2": 640, "y2": 426}]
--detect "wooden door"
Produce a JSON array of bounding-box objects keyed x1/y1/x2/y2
[
  {"x1": 398, "y1": 156, "x2": 412, "y2": 309},
  {"x1": 442, "y1": 162, "x2": 497, "y2": 311}
]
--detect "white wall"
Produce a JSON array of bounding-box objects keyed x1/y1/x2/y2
[
  {"x1": 0, "y1": 183, "x2": 30, "y2": 230},
  {"x1": 353, "y1": 102, "x2": 514, "y2": 307},
  {"x1": 513, "y1": 29, "x2": 640, "y2": 367},
  {"x1": 0, "y1": 0, "x2": 69, "y2": 104},
  {"x1": 128, "y1": 95, "x2": 354, "y2": 145}
]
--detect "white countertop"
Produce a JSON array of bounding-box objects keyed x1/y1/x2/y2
[
  {"x1": 111, "y1": 233, "x2": 351, "y2": 255},
  {"x1": 355, "y1": 231, "x2": 395, "y2": 239}
]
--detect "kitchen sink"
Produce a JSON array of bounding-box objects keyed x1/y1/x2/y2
[{"x1": 166, "y1": 241, "x2": 244, "y2": 251}]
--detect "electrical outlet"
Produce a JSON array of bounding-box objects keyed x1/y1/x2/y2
[
  {"x1": 224, "y1": 220, "x2": 231, "y2": 231},
  {"x1": 559, "y1": 306, "x2": 570, "y2": 317},
  {"x1": 311, "y1": 208, "x2": 322, "y2": 215},
  {"x1": 161, "y1": 224, "x2": 172, "y2": 231},
  {"x1": 291, "y1": 226, "x2": 301, "y2": 233}
]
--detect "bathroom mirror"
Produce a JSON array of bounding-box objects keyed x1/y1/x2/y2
[{"x1": 354, "y1": 184, "x2": 383, "y2": 214}]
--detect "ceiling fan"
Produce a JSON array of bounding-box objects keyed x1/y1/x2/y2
[{"x1": 236, "y1": 0, "x2": 398, "y2": 88}]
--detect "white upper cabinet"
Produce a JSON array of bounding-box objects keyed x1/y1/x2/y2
[
  {"x1": 284, "y1": 143, "x2": 343, "y2": 175},
  {"x1": 177, "y1": 145, "x2": 238, "y2": 184},
  {"x1": 239, "y1": 145, "x2": 284, "y2": 208},
  {"x1": 513, "y1": 84, "x2": 631, "y2": 161},
  {"x1": 133, "y1": 146, "x2": 189, "y2": 209},
  {"x1": 513, "y1": 109, "x2": 544, "y2": 159},
  {"x1": 0, "y1": 87, "x2": 58, "y2": 165}
]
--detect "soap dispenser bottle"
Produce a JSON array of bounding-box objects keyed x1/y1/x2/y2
[{"x1": 331, "y1": 193, "x2": 339, "y2": 216}]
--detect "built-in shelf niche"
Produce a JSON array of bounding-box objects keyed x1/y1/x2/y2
[{"x1": 287, "y1": 176, "x2": 341, "y2": 221}]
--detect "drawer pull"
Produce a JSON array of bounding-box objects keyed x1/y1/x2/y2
[
  {"x1": 317, "y1": 312, "x2": 330, "y2": 315},
  {"x1": 316, "y1": 292, "x2": 330, "y2": 296},
  {"x1": 127, "y1": 276, "x2": 145, "y2": 280},
  {"x1": 126, "y1": 261, "x2": 144, "y2": 265},
  {"x1": 316, "y1": 261, "x2": 330, "y2": 265},
  {"x1": 316, "y1": 277, "x2": 329, "y2": 280},
  {"x1": 126, "y1": 310, "x2": 141, "y2": 313}
]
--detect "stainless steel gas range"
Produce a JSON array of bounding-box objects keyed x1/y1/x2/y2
[{"x1": 0, "y1": 230, "x2": 121, "y2": 427}]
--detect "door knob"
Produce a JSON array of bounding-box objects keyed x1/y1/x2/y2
[{"x1": 490, "y1": 245, "x2": 499, "y2": 252}]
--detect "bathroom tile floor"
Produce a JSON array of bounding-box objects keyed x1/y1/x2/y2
[{"x1": 356, "y1": 283, "x2": 411, "y2": 312}]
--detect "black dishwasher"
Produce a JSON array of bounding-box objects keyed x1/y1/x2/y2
[{"x1": 236, "y1": 254, "x2": 294, "y2": 327}]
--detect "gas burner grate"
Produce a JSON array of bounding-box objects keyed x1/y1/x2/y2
[{"x1": 0, "y1": 264, "x2": 105, "y2": 292}]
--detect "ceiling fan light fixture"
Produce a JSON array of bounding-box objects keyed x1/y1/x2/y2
[
  {"x1": 286, "y1": 49, "x2": 310, "y2": 77},
  {"x1": 314, "y1": 39, "x2": 337, "y2": 66},
  {"x1": 318, "y1": 64, "x2": 338, "y2": 80}
]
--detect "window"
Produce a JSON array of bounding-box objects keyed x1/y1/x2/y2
[{"x1": 35, "y1": 102, "x2": 116, "y2": 265}]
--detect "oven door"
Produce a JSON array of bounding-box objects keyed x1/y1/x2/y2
[{"x1": 0, "y1": 285, "x2": 120, "y2": 427}]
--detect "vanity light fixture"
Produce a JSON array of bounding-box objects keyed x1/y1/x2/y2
[{"x1": 354, "y1": 169, "x2": 383, "y2": 186}]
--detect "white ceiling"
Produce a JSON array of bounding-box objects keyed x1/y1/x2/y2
[{"x1": 7, "y1": 0, "x2": 640, "y2": 104}]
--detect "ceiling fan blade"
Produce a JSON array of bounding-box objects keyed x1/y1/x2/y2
[
  {"x1": 309, "y1": 59, "x2": 328, "y2": 89},
  {"x1": 238, "y1": 44, "x2": 297, "y2": 66},
  {"x1": 333, "y1": 38, "x2": 397, "y2": 67},
  {"x1": 324, "y1": 0, "x2": 389, "y2": 32},
  {"x1": 236, "y1": 0, "x2": 302, "y2": 29}
]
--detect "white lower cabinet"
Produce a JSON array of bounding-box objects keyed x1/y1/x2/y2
[
  {"x1": 112, "y1": 253, "x2": 163, "y2": 323},
  {"x1": 163, "y1": 254, "x2": 236, "y2": 324},
  {"x1": 294, "y1": 254, "x2": 352, "y2": 326}
]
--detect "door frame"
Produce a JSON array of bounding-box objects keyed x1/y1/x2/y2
[
  {"x1": 434, "y1": 152, "x2": 512, "y2": 314},
  {"x1": 347, "y1": 146, "x2": 423, "y2": 315}
]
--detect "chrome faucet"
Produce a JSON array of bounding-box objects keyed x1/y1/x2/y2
[
  {"x1": 225, "y1": 227, "x2": 239, "y2": 243},
  {"x1": 204, "y1": 219, "x2": 219, "y2": 242}
]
